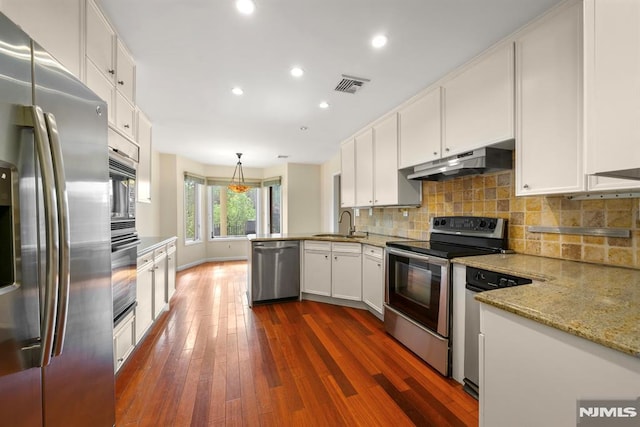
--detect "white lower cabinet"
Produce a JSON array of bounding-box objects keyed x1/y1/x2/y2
[
  {"x1": 303, "y1": 241, "x2": 364, "y2": 304},
  {"x1": 153, "y1": 247, "x2": 168, "y2": 318},
  {"x1": 331, "y1": 243, "x2": 362, "y2": 301},
  {"x1": 303, "y1": 241, "x2": 332, "y2": 296},
  {"x1": 113, "y1": 310, "x2": 135, "y2": 373},
  {"x1": 166, "y1": 242, "x2": 177, "y2": 302},
  {"x1": 362, "y1": 245, "x2": 384, "y2": 318},
  {"x1": 480, "y1": 303, "x2": 640, "y2": 427},
  {"x1": 135, "y1": 254, "x2": 154, "y2": 344}
]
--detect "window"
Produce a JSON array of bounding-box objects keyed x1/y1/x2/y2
[
  {"x1": 206, "y1": 176, "x2": 281, "y2": 238},
  {"x1": 208, "y1": 185, "x2": 259, "y2": 238},
  {"x1": 184, "y1": 174, "x2": 204, "y2": 243},
  {"x1": 264, "y1": 178, "x2": 281, "y2": 234}
]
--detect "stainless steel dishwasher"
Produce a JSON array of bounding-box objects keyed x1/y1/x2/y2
[{"x1": 251, "y1": 240, "x2": 300, "y2": 304}]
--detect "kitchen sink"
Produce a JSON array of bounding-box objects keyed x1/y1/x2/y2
[{"x1": 312, "y1": 233, "x2": 358, "y2": 238}]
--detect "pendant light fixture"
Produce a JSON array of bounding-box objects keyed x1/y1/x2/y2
[{"x1": 228, "y1": 153, "x2": 250, "y2": 193}]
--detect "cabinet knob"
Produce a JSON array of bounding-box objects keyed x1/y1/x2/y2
[
  {"x1": 118, "y1": 80, "x2": 125, "y2": 85},
  {"x1": 117, "y1": 357, "x2": 124, "y2": 362},
  {"x1": 334, "y1": 256, "x2": 338, "y2": 260},
  {"x1": 108, "y1": 69, "x2": 115, "y2": 75},
  {"x1": 369, "y1": 200, "x2": 372, "y2": 203},
  {"x1": 377, "y1": 263, "x2": 381, "y2": 267},
  {"x1": 445, "y1": 147, "x2": 450, "y2": 152},
  {"x1": 325, "y1": 255, "x2": 328, "y2": 259},
  {"x1": 124, "y1": 124, "x2": 130, "y2": 129},
  {"x1": 433, "y1": 152, "x2": 438, "y2": 156},
  {"x1": 523, "y1": 184, "x2": 530, "y2": 189}
]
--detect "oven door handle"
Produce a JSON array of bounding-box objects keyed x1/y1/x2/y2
[{"x1": 112, "y1": 239, "x2": 141, "y2": 252}]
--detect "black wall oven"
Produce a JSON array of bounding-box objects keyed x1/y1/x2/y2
[{"x1": 109, "y1": 149, "x2": 138, "y2": 323}]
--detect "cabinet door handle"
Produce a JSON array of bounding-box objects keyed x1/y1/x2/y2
[
  {"x1": 117, "y1": 357, "x2": 124, "y2": 362},
  {"x1": 108, "y1": 69, "x2": 115, "y2": 75},
  {"x1": 523, "y1": 184, "x2": 530, "y2": 189},
  {"x1": 124, "y1": 124, "x2": 130, "y2": 129},
  {"x1": 118, "y1": 80, "x2": 125, "y2": 85}
]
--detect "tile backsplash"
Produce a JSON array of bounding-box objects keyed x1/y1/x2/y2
[{"x1": 354, "y1": 170, "x2": 640, "y2": 268}]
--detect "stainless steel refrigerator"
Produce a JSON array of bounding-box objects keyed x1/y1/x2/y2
[{"x1": 0, "y1": 13, "x2": 115, "y2": 426}]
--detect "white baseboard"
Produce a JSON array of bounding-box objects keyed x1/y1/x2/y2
[{"x1": 177, "y1": 256, "x2": 248, "y2": 272}]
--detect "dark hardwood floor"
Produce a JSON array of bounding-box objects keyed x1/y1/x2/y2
[{"x1": 116, "y1": 261, "x2": 478, "y2": 426}]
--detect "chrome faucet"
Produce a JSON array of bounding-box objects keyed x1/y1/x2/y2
[{"x1": 339, "y1": 210, "x2": 356, "y2": 236}]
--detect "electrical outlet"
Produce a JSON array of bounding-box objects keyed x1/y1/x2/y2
[
  {"x1": 403, "y1": 210, "x2": 408, "y2": 217},
  {"x1": 354, "y1": 208, "x2": 360, "y2": 217},
  {"x1": 369, "y1": 208, "x2": 373, "y2": 216}
]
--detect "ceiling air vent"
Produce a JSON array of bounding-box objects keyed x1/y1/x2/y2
[{"x1": 334, "y1": 74, "x2": 370, "y2": 94}]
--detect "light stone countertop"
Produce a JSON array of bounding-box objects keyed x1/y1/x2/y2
[
  {"x1": 454, "y1": 253, "x2": 640, "y2": 357},
  {"x1": 248, "y1": 233, "x2": 414, "y2": 248}
]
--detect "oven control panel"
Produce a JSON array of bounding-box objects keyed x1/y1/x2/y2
[{"x1": 430, "y1": 216, "x2": 505, "y2": 237}]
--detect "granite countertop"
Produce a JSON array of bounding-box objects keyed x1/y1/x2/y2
[
  {"x1": 454, "y1": 253, "x2": 640, "y2": 357},
  {"x1": 248, "y1": 233, "x2": 414, "y2": 248},
  {"x1": 138, "y1": 236, "x2": 177, "y2": 256}
]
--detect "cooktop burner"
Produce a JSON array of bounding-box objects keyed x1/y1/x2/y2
[
  {"x1": 386, "y1": 216, "x2": 509, "y2": 258},
  {"x1": 386, "y1": 240, "x2": 501, "y2": 259}
]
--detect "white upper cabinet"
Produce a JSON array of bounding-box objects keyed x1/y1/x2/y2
[
  {"x1": 340, "y1": 139, "x2": 356, "y2": 208},
  {"x1": 373, "y1": 114, "x2": 399, "y2": 206},
  {"x1": 86, "y1": 59, "x2": 115, "y2": 125},
  {"x1": 85, "y1": 0, "x2": 137, "y2": 143},
  {"x1": 116, "y1": 40, "x2": 135, "y2": 105},
  {"x1": 86, "y1": 0, "x2": 115, "y2": 83},
  {"x1": 442, "y1": 43, "x2": 515, "y2": 156},
  {"x1": 515, "y1": 1, "x2": 584, "y2": 196},
  {"x1": 585, "y1": 0, "x2": 640, "y2": 185},
  {"x1": 398, "y1": 87, "x2": 442, "y2": 169},
  {"x1": 355, "y1": 129, "x2": 374, "y2": 207},
  {"x1": 1, "y1": 0, "x2": 83, "y2": 78},
  {"x1": 116, "y1": 91, "x2": 135, "y2": 140}
]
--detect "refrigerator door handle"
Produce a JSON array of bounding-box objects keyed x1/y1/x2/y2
[
  {"x1": 45, "y1": 112, "x2": 70, "y2": 357},
  {"x1": 28, "y1": 106, "x2": 60, "y2": 367}
]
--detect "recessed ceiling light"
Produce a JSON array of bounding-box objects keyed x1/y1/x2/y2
[
  {"x1": 300, "y1": 126, "x2": 308, "y2": 131},
  {"x1": 236, "y1": 0, "x2": 255, "y2": 15},
  {"x1": 371, "y1": 34, "x2": 388, "y2": 48},
  {"x1": 232, "y1": 87, "x2": 244, "y2": 96},
  {"x1": 319, "y1": 101, "x2": 329, "y2": 109},
  {"x1": 290, "y1": 67, "x2": 304, "y2": 77}
]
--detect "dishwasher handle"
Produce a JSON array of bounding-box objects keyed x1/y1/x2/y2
[{"x1": 253, "y1": 244, "x2": 299, "y2": 251}]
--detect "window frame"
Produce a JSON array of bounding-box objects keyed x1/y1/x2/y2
[{"x1": 184, "y1": 174, "x2": 204, "y2": 244}]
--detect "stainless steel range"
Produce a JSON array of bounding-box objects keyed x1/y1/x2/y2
[{"x1": 384, "y1": 216, "x2": 508, "y2": 376}]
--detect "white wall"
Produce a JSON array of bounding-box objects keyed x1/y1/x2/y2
[
  {"x1": 136, "y1": 148, "x2": 161, "y2": 236},
  {"x1": 286, "y1": 163, "x2": 322, "y2": 234},
  {"x1": 320, "y1": 153, "x2": 341, "y2": 232}
]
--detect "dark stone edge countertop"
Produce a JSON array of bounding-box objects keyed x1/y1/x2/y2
[
  {"x1": 138, "y1": 236, "x2": 177, "y2": 256},
  {"x1": 453, "y1": 253, "x2": 640, "y2": 358},
  {"x1": 247, "y1": 233, "x2": 414, "y2": 248}
]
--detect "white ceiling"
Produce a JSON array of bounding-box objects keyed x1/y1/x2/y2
[{"x1": 98, "y1": 0, "x2": 562, "y2": 169}]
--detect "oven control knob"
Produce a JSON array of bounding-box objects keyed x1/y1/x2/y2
[
  {"x1": 440, "y1": 219, "x2": 447, "y2": 226},
  {"x1": 499, "y1": 278, "x2": 508, "y2": 287},
  {"x1": 434, "y1": 219, "x2": 440, "y2": 226},
  {"x1": 479, "y1": 220, "x2": 487, "y2": 228},
  {"x1": 507, "y1": 279, "x2": 517, "y2": 287},
  {"x1": 488, "y1": 221, "x2": 496, "y2": 230}
]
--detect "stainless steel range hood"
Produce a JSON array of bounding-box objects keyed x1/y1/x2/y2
[
  {"x1": 594, "y1": 168, "x2": 640, "y2": 181},
  {"x1": 407, "y1": 147, "x2": 512, "y2": 181}
]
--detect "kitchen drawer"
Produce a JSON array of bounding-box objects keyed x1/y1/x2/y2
[
  {"x1": 167, "y1": 240, "x2": 176, "y2": 254},
  {"x1": 305, "y1": 240, "x2": 331, "y2": 251},
  {"x1": 362, "y1": 245, "x2": 383, "y2": 260},
  {"x1": 137, "y1": 254, "x2": 153, "y2": 270},
  {"x1": 332, "y1": 242, "x2": 361, "y2": 254},
  {"x1": 154, "y1": 245, "x2": 167, "y2": 260},
  {"x1": 113, "y1": 310, "x2": 135, "y2": 372}
]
